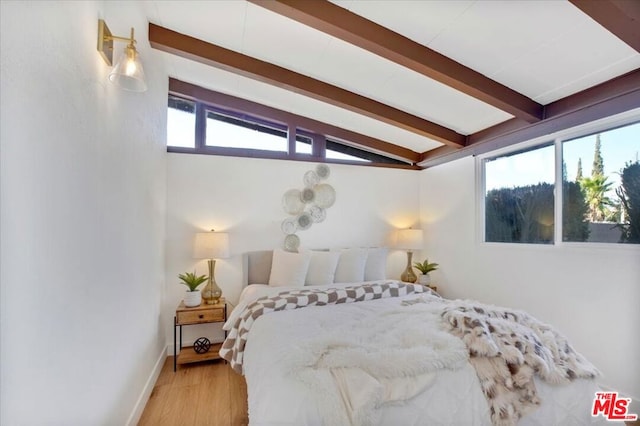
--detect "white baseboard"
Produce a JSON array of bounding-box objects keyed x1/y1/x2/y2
[{"x1": 125, "y1": 347, "x2": 167, "y2": 426}]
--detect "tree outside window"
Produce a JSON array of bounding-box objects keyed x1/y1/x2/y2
[{"x1": 484, "y1": 121, "x2": 639, "y2": 245}]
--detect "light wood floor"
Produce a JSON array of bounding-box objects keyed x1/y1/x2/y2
[
  {"x1": 138, "y1": 358, "x2": 640, "y2": 426},
  {"x1": 138, "y1": 357, "x2": 248, "y2": 426}
]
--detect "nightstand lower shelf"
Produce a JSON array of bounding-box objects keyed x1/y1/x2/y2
[
  {"x1": 173, "y1": 300, "x2": 228, "y2": 371},
  {"x1": 177, "y1": 342, "x2": 223, "y2": 365}
]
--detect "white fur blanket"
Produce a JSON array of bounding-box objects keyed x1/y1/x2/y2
[
  {"x1": 220, "y1": 281, "x2": 427, "y2": 373},
  {"x1": 225, "y1": 287, "x2": 600, "y2": 426},
  {"x1": 441, "y1": 300, "x2": 600, "y2": 426},
  {"x1": 277, "y1": 297, "x2": 600, "y2": 426},
  {"x1": 287, "y1": 301, "x2": 468, "y2": 425}
]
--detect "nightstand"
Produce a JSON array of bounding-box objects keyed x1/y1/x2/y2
[{"x1": 174, "y1": 300, "x2": 227, "y2": 372}]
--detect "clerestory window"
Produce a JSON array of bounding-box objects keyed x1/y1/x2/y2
[{"x1": 166, "y1": 81, "x2": 410, "y2": 168}]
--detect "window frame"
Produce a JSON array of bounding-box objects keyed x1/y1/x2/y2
[
  {"x1": 476, "y1": 108, "x2": 640, "y2": 249},
  {"x1": 203, "y1": 105, "x2": 290, "y2": 153},
  {"x1": 167, "y1": 79, "x2": 416, "y2": 170}
]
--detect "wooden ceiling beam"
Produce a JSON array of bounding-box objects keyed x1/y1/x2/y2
[
  {"x1": 419, "y1": 69, "x2": 640, "y2": 167},
  {"x1": 569, "y1": 0, "x2": 640, "y2": 53},
  {"x1": 149, "y1": 23, "x2": 465, "y2": 149},
  {"x1": 249, "y1": 0, "x2": 543, "y2": 123}
]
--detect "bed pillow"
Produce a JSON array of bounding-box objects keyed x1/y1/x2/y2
[
  {"x1": 332, "y1": 248, "x2": 368, "y2": 283},
  {"x1": 305, "y1": 250, "x2": 340, "y2": 286},
  {"x1": 364, "y1": 247, "x2": 388, "y2": 281},
  {"x1": 268, "y1": 249, "x2": 312, "y2": 287}
]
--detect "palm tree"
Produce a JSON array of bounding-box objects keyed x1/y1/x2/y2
[{"x1": 580, "y1": 175, "x2": 614, "y2": 222}]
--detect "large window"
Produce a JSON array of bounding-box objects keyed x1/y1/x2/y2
[
  {"x1": 481, "y1": 118, "x2": 640, "y2": 245},
  {"x1": 166, "y1": 83, "x2": 409, "y2": 167},
  {"x1": 485, "y1": 144, "x2": 555, "y2": 244}
]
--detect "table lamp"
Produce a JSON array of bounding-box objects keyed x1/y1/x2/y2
[
  {"x1": 395, "y1": 229, "x2": 423, "y2": 283},
  {"x1": 193, "y1": 230, "x2": 230, "y2": 304}
]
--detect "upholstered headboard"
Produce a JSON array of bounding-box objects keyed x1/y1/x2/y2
[
  {"x1": 242, "y1": 250, "x2": 273, "y2": 287},
  {"x1": 242, "y1": 249, "x2": 334, "y2": 287}
]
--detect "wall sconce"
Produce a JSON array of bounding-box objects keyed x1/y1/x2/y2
[
  {"x1": 97, "y1": 19, "x2": 147, "y2": 92},
  {"x1": 395, "y1": 228, "x2": 424, "y2": 283}
]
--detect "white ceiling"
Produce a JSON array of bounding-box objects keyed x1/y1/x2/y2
[{"x1": 145, "y1": 0, "x2": 640, "y2": 156}]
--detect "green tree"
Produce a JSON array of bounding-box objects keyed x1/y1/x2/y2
[
  {"x1": 576, "y1": 158, "x2": 583, "y2": 181},
  {"x1": 487, "y1": 182, "x2": 590, "y2": 243},
  {"x1": 486, "y1": 184, "x2": 554, "y2": 244},
  {"x1": 616, "y1": 161, "x2": 640, "y2": 243},
  {"x1": 580, "y1": 175, "x2": 614, "y2": 222},
  {"x1": 592, "y1": 134, "x2": 604, "y2": 177},
  {"x1": 563, "y1": 180, "x2": 590, "y2": 241}
]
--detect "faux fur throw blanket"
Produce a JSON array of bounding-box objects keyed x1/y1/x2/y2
[
  {"x1": 441, "y1": 301, "x2": 600, "y2": 426},
  {"x1": 288, "y1": 301, "x2": 468, "y2": 426},
  {"x1": 219, "y1": 281, "x2": 426, "y2": 374}
]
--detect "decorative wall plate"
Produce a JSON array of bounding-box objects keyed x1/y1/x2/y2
[
  {"x1": 301, "y1": 187, "x2": 316, "y2": 203},
  {"x1": 282, "y1": 189, "x2": 305, "y2": 215},
  {"x1": 281, "y1": 217, "x2": 298, "y2": 234},
  {"x1": 297, "y1": 212, "x2": 312, "y2": 230},
  {"x1": 280, "y1": 164, "x2": 335, "y2": 245},
  {"x1": 309, "y1": 205, "x2": 326, "y2": 223},
  {"x1": 316, "y1": 164, "x2": 330, "y2": 180},
  {"x1": 303, "y1": 170, "x2": 319, "y2": 187},
  {"x1": 284, "y1": 234, "x2": 300, "y2": 252},
  {"x1": 314, "y1": 184, "x2": 336, "y2": 208}
]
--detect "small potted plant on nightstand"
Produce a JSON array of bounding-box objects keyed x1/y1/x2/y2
[
  {"x1": 178, "y1": 271, "x2": 208, "y2": 307},
  {"x1": 413, "y1": 259, "x2": 438, "y2": 286}
]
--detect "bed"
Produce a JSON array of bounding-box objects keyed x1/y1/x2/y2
[{"x1": 220, "y1": 249, "x2": 609, "y2": 426}]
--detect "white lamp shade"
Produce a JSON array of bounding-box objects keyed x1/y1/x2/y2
[
  {"x1": 395, "y1": 229, "x2": 423, "y2": 250},
  {"x1": 193, "y1": 232, "x2": 230, "y2": 259}
]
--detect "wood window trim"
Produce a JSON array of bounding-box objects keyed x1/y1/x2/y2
[
  {"x1": 168, "y1": 78, "x2": 421, "y2": 169},
  {"x1": 420, "y1": 69, "x2": 640, "y2": 167}
]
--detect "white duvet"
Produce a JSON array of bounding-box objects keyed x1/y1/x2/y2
[{"x1": 225, "y1": 283, "x2": 608, "y2": 426}]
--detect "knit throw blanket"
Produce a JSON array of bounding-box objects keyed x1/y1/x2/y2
[
  {"x1": 441, "y1": 301, "x2": 600, "y2": 426},
  {"x1": 219, "y1": 281, "x2": 426, "y2": 374}
]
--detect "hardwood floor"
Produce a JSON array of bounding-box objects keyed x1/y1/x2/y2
[
  {"x1": 139, "y1": 358, "x2": 640, "y2": 426},
  {"x1": 138, "y1": 357, "x2": 248, "y2": 426}
]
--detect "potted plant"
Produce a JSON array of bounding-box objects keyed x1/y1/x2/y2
[
  {"x1": 413, "y1": 259, "x2": 439, "y2": 286},
  {"x1": 178, "y1": 271, "x2": 208, "y2": 307}
]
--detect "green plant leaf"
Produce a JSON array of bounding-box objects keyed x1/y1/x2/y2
[
  {"x1": 413, "y1": 259, "x2": 438, "y2": 274},
  {"x1": 178, "y1": 271, "x2": 209, "y2": 291}
]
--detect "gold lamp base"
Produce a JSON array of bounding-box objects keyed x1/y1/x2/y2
[
  {"x1": 400, "y1": 251, "x2": 417, "y2": 283},
  {"x1": 202, "y1": 259, "x2": 223, "y2": 304}
]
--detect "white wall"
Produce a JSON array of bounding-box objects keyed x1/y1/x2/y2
[
  {"x1": 165, "y1": 154, "x2": 419, "y2": 345},
  {"x1": 1, "y1": 2, "x2": 167, "y2": 425},
  {"x1": 3, "y1": 2, "x2": 637, "y2": 422},
  {"x1": 419, "y1": 156, "x2": 640, "y2": 400}
]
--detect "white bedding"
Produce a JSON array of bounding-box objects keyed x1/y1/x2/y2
[{"x1": 226, "y1": 283, "x2": 608, "y2": 426}]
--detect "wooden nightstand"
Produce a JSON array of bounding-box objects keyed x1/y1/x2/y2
[{"x1": 173, "y1": 300, "x2": 227, "y2": 372}]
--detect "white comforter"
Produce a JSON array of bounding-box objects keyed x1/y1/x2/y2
[{"x1": 225, "y1": 283, "x2": 607, "y2": 426}]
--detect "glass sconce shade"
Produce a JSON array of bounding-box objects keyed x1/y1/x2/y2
[{"x1": 108, "y1": 45, "x2": 147, "y2": 92}]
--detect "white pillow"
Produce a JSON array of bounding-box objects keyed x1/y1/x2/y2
[
  {"x1": 305, "y1": 251, "x2": 340, "y2": 286},
  {"x1": 268, "y1": 249, "x2": 312, "y2": 287},
  {"x1": 332, "y1": 248, "x2": 368, "y2": 283},
  {"x1": 365, "y1": 247, "x2": 388, "y2": 281}
]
